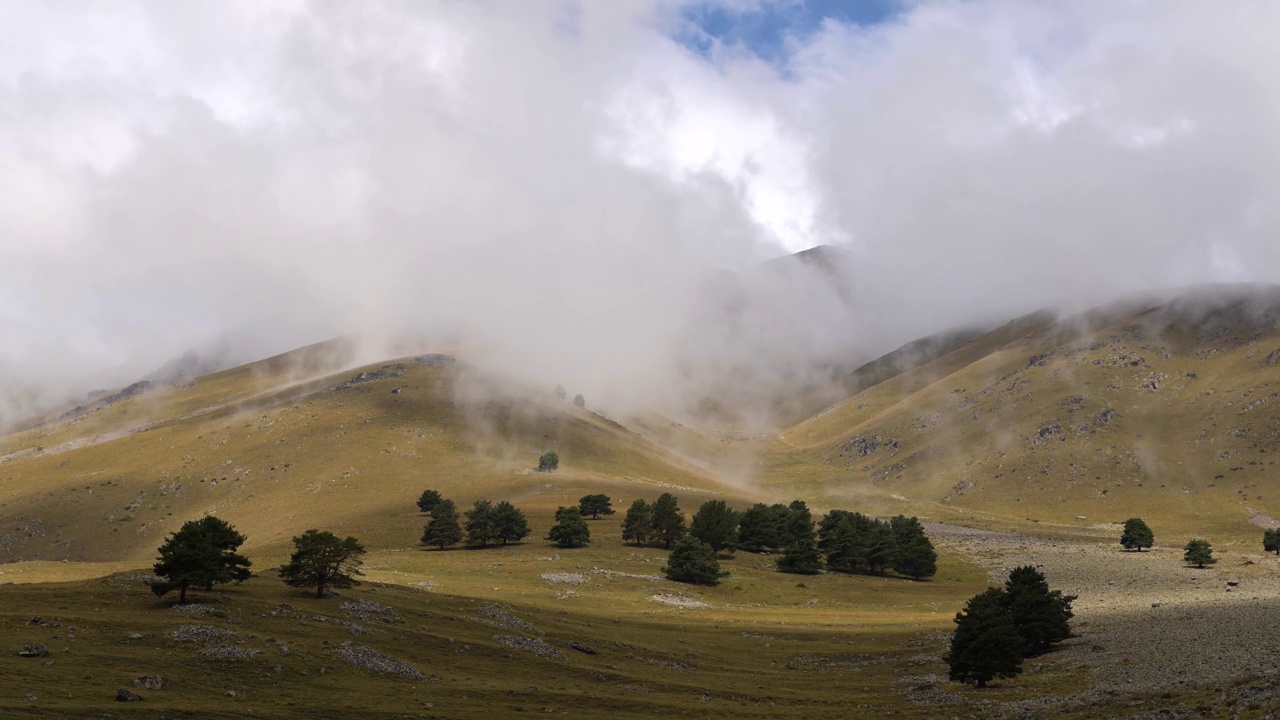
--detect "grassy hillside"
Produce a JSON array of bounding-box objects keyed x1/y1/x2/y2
[
  {"x1": 7, "y1": 286, "x2": 1280, "y2": 716},
  {"x1": 762, "y1": 286, "x2": 1280, "y2": 542},
  {"x1": 0, "y1": 353, "x2": 732, "y2": 566}
]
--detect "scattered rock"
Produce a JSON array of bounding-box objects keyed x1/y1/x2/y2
[
  {"x1": 171, "y1": 625, "x2": 236, "y2": 644},
  {"x1": 494, "y1": 635, "x2": 564, "y2": 660},
  {"x1": 648, "y1": 594, "x2": 710, "y2": 609},
  {"x1": 116, "y1": 687, "x2": 143, "y2": 702},
  {"x1": 22, "y1": 695, "x2": 36, "y2": 702},
  {"x1": 474, "y1": 604, "x2": 541, "y2": 634},
  {"x1": 336, "y1": 364, "x2": 405, "y2": 390},
  {"x1": 335, "y1": 642, "x2": 426, "y2": 679},
  {"x1": 132, "y1": 676, "x2": 165, "y2": 690},
  {"x1": 869, "y1": 463, "x2": 906, "y2": 485},
  {"x1": 539, "y1": 573, "x2": 585, "y2": 585},
  {"x1": 568, "y1": 642, "x2": 597, "y2": 655},
  {"x1": 339, "y1": 599, "x2": 404, "y2": 624},
  {"x1": 18, "y1": 644, "x2": 48, "y2": 658},
  {"x1": 200, "y1": 645, "x2": 261, "y2": 661},
  {"x1": 839, "y1": 435, "x2": 900, "y2": 457}
]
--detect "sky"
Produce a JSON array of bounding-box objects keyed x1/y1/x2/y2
[{"x1": 5, "y1": 0, "x2": 1280, "y2": 427}]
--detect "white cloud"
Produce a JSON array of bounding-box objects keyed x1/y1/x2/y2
[{"x1": 7, "y1": 0, "x2": 1280, "y2": 426}]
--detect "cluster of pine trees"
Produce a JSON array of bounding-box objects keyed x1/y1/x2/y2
[
  {"x1": 419, "y1": 490, "x2": 615, "y2": 550},
  {"x1": 419, "y1": 491, "x2": 531, "y2": 549},
  {"x1": 947, "y1": 566, "x2": 1076, "y2": 687},
  {"x1": 621, "y1": 495, "x2": 937, "y2": 580}
]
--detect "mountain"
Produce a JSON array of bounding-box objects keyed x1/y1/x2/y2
[
  {"x1": 6, "y1": 284, "x2": 1280, "y2": 716},
  {"x1": 767, "y1": 283, "x2": 1280, "y2": 534}
]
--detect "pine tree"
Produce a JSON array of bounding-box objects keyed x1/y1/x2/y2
[
  {"x1": 421, "y1": 499, "x2": 463, "y2": 549},
  {"x1": 650, "y1": 493, "x2": 687, "y2": 549},
  {"x1": 491, "y1": 501, "x2": 531, "y2": 545},
  {"x1": 1184, "y1": 538, "x2": 1216, "y2": 568},
  {"x1": 818, "y1": 510, "x2": 862, "y2": 573},
  {"x1": 151, "y1": 516, "x2": 252, "y2": 603},
  {"x1": 1120, "y1": 518, "x2": 1154, "y2": 551},
  {"x1": 416, "y1": 489, "x2": 444, "y2": 514},
  {"x1": 465, "y1": 500, "x2": 497, "y2": 547},
  {"x1": 1002, "y1": 565, "x2": 1075, "y2": 655},
  {"x1": 864, "y1": 518, "x2": 895, "y2": 575},
  {"x1": 689, "y1": 500, "x2": 739, "y2": 552},
  {"x1": 578, "y1": 494, "x2": 615, "y2": 520},
  {"x1": 889, "y1": 515, "x2": 938, "y2": 579},
  {"x1": 278, "y1": 529, "x2": 365, "y2": 599},
  {"x1": 537, "y1": 452, "x2": 559, "y2": 472},
  {"x1": 621, "y1": 498, "x2": 652, "y2": 546},
  {"x1": 946, "y1": 587, "x2": 1023, "y2": 687},
  {"x1": 737, "y1": 503, "x2": 791, "y2": 552},
  {"x1": 1265, "y1": 528, "x2": 1280, "y2": 555},
  {"x1": 663, "y1": 536, "x2": 727, "y2": 585},
  {"x1": 777, "y1": 501, "x2": 822, "y2": 575},
  {"x1": 547, "y1": 506, "x2": 591, "y2": 548}
]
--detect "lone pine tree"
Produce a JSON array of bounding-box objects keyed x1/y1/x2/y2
[
  {"x1": 1184, "y1": 538, "x2": 1216, "y2": 568},
  {"x1": 537, "y1": 451, "x2": 559, "y2": 472},
  {"x1": 1120, "y1": 518, "x2": 1154, "y2": 551},
  {"x1": 1265, "y1": 528, "x2": 1280, "y2": 555},
  {"x1": 151, "y1": 516, "x2": 252, "y2": 603},
  {"x1": 278, "y1": 529, "x2": 365, "y2": 598}
]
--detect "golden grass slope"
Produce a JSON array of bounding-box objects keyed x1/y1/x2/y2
[
  {"x1": 0, "y1": 353, "x2": 734, "y2": 566},
  {"x1": 762, "y1": 285, "x2": 1280, "y2": 542}
]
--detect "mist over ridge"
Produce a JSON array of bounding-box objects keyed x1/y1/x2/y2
[{"x1": 6, "y1": 1, "x2": 1280, "y2": 427}]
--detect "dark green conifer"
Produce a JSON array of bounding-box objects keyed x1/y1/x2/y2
[
  {"x1": 946, "y1": 587, "x2": 1023, "y2": 688},
  {"x1": 650, "y1": 493, "x2": 687, "y2": 549},
  {"x1": 663, "y1": 536, "x2": 726, "y2": 585},
  {"x1": 547, "y1": 506, "x2": 591, "y2": 548},
  {"x1": 1002, "y1": 565, "x2": 1075, "y2": 655},
  {"x1": 421, "y1": 499, "x2": 463, "y2": 549},
  {"x1": 621, "y1": 498, "x2": 652, "y2": 546},
  {"x1": 1120, "y1": 518, "x2": 1154, "y2": 551},
  {"x1": 689, "y1": 500, "x2": 739, "y2": 552},
  {"x1": 1184, "y1": 538, "x2": 1216, "y2": 568}
]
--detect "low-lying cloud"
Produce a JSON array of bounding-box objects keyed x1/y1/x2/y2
[{"x1": 4, "y1": 0, "x2": 1280, "y2": 428}]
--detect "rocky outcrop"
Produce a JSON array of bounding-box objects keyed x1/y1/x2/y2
[{"x1": 336, "y1": 365, "x2": 405, "y2": 390}]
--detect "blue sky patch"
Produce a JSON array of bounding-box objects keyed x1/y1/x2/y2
[{"x1": 677, "y1": 0, "x2": 902, "y2": 66}]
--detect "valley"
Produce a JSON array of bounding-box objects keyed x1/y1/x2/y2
[{"x1": 4, "y1": 288, "x2": 1280, "y2": 717}]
